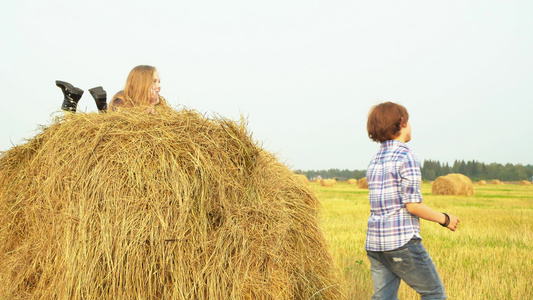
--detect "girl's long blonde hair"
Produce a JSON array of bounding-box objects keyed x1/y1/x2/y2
[{"x1": 109, "y1": 65, "x2": 168, "y2": 111}]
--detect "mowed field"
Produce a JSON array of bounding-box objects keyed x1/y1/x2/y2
[{"x1": 311, "y1": 181, "x2": 533, "y2": 299}]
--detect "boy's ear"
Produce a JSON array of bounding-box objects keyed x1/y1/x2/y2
[{"x1": 400, "y1": 117, "x2": 407, "y2": 128}]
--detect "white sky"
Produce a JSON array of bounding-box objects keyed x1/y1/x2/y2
[{"x1": 1, "y1": 0, "x2": 532, "y2": 170}]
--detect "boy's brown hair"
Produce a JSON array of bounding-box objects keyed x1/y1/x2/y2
[{"x1": 367, "y1": 102, "x2": 409, "y2": 143}]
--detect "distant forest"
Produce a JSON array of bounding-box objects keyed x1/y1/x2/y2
[{"x1": 297, "y1": 160, "x2": 533, "y2": 182}]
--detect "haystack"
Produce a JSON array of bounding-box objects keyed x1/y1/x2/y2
[
  {"x1": 519, "y1": 180, "x2": 531, "y2": 186},
  {"x1": 478, "y1": 180, "x2": 487, "y2": 185},
  {"x1": 357, "y1": 177, "x2": 368, "y2": 189},
  {"x1": 294, "y1": 174, "x2": 310, "y2": 185},
  {"x1": 491, "y1": 179, "x2": 503, "y2": 185},
  {"x1": 0, "y1": 108, "x2": 341, "y2": 299},
  {"x1": 320, "y1": 179, "x2": 336, "y2": 187},
  {"x1": 346, "y1": 179, "x2": 357, "y2": 185},
  {"x1": 431, "y1": 173, "x2": 474, "y2": 196}
]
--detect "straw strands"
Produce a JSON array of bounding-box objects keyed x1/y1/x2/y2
[
  {"x1": 0, "y1": 108, "x2": 341, "y2": 299},
  {"x1": 431, "y1": 173, "x2": 474, "y2": 196}
]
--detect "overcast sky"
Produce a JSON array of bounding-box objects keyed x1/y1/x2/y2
[{"x1": 1, "y1": 0, "x2": 532, "y2": 170}]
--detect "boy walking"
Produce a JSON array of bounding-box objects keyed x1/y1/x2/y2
[{"x1": 365, "y1": 102, "x2": 460, "y2": 299}]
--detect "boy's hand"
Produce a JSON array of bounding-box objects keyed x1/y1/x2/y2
[{"x1": 446, "y1": 214, "x2": 460, "y2": 231}]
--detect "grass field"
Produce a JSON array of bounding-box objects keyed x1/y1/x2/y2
[{"x1": 311, "y1": 181, "x2": 533, "y2": 299}]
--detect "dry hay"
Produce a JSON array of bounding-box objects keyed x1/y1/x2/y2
[
  {"x1": 320, "y1": 179, "x2": 336, "y2": 187},
  {"x1": 431, "y1": 173, "x2": 474, "y2": 196},
  {"x1": 346, "y1": 179, "x2": 357, "y2": 185},
  {"x1": 294, "y1": 174, "x2": 310, "y2": 185},
  {"x1": 357, "y1": 177, "x2": 368, "y2": 189},
  {"x1": 519, "y1": 180, "x2": 532, "y2": 185},
  {"x1": 477, "y1": 180, "x2": 487, "y2": 185},
  {"x1": 0, "y1": 108, "x2": 341, "y2": 299},
  {"x1": 491, "y1": 179, "x2": 503, "y2": 185}
]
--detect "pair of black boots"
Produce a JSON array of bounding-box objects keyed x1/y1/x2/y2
[{"x1": 56, "y1": 81, "x2": 107, "y2": 113}]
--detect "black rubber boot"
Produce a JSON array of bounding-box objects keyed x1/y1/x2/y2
[
  {"x1": 56, "y1": 80, "x2": 84, "y2": 112},
  {"x1": 89, "y1": 86, "x2": 107, "y2": 112}
]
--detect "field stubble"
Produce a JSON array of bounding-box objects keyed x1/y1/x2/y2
[{"x1": 312, "y1": 182, "x2": 533, "y2": 299}]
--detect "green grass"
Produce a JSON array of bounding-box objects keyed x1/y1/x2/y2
[{"x1": 312, "y1": 182, "x2": 533, "y2": 299}]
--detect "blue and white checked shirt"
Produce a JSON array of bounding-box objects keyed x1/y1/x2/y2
[{"x1": 365, "y1": 140, "x2": 423, "y2": 252}]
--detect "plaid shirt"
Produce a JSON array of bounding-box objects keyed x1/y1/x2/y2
[{"x1": 365, "y1": 140, "x2": 423, "y2": 252}]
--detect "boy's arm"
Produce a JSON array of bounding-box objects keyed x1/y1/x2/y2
[{"x1": 405, "y1": 203, "x2": 460, "y2": 231}]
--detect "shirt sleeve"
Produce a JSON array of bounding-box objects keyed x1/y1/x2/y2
[{"x1": 399, "y1": 152, "x2": 423, "y2": 204}]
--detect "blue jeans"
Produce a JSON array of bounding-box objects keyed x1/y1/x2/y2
[{"x1": 366, "y1": 238, "x2": 447, "y2": 300}]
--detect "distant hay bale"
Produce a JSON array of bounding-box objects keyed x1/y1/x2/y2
[
  {"x1": 478, "y1": 180, "x2": 487, "y2": 185},
  {"x1": 346, "y1": 179, "x2": 358, "y2": 185},
  {"x1": 432, "y1": 173, "x2": 474, "y2": 196},
  {"x1": 295, "y1": 174, "x2": 310, "y2": 185},
  {"x1": 357, "y1": 177, "x2": 368, "y2": 189},
  {"x1": 320, "y1": 179, "x2": 336, "y2": 187},
  {"x1": 0, "y1": 108, "x2": 341, "y2": 299},
  {"x1": 519, "y1": 180, "x2": 531, "y2": 185},
  {"x1": 491, "y1": 179, "x2": 503, "y2": 185}
]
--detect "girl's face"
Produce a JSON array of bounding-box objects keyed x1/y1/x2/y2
[{"x1": 150, "y1": 70, "x2": 161, "y2": 104}]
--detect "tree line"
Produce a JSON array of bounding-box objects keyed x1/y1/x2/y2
[
  {"x1": 297, "y1": 169, "x2": 366, "y2": 181},
  {"x1": 297, "y1": 160, "x2": 533, "y2": 182},
  {"x1": 420, "y1": 160, "x2": 532, "y2": 182}
]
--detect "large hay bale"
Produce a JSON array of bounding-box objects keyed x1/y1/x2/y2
[
  {"x1": 346, "y1": 179, "x2": 357, "y2": 185},
  {"x1": 0, "y1": 108, "x2": 341, "y2": 299},
  {"x1": 320, "y1": 179, "x2": 336, "y2": 187},
  {"x1": 491, "y1": 179, "x2": 503, "y2": 185},
  {"x1": 357, "y1": 177, "x2": 368, "y2": 189},
  {"x1": 431, "y1": 173, "x2": 474, "y2": 196},
  {"x1": 519, "y1": 180, "x2": 531, "y2": 186}
]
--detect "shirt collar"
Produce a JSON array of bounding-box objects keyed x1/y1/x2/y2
[{"x1": 381, "y1": 139, "x2": 409, "y2": 150}]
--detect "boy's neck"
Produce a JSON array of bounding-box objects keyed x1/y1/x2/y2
[
  {"x1": 393, "y1": 123, "x2": 410, "y2": 143},
  {"x1": 394, "y1": 136, "x2": 407, "y2": 143}
]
